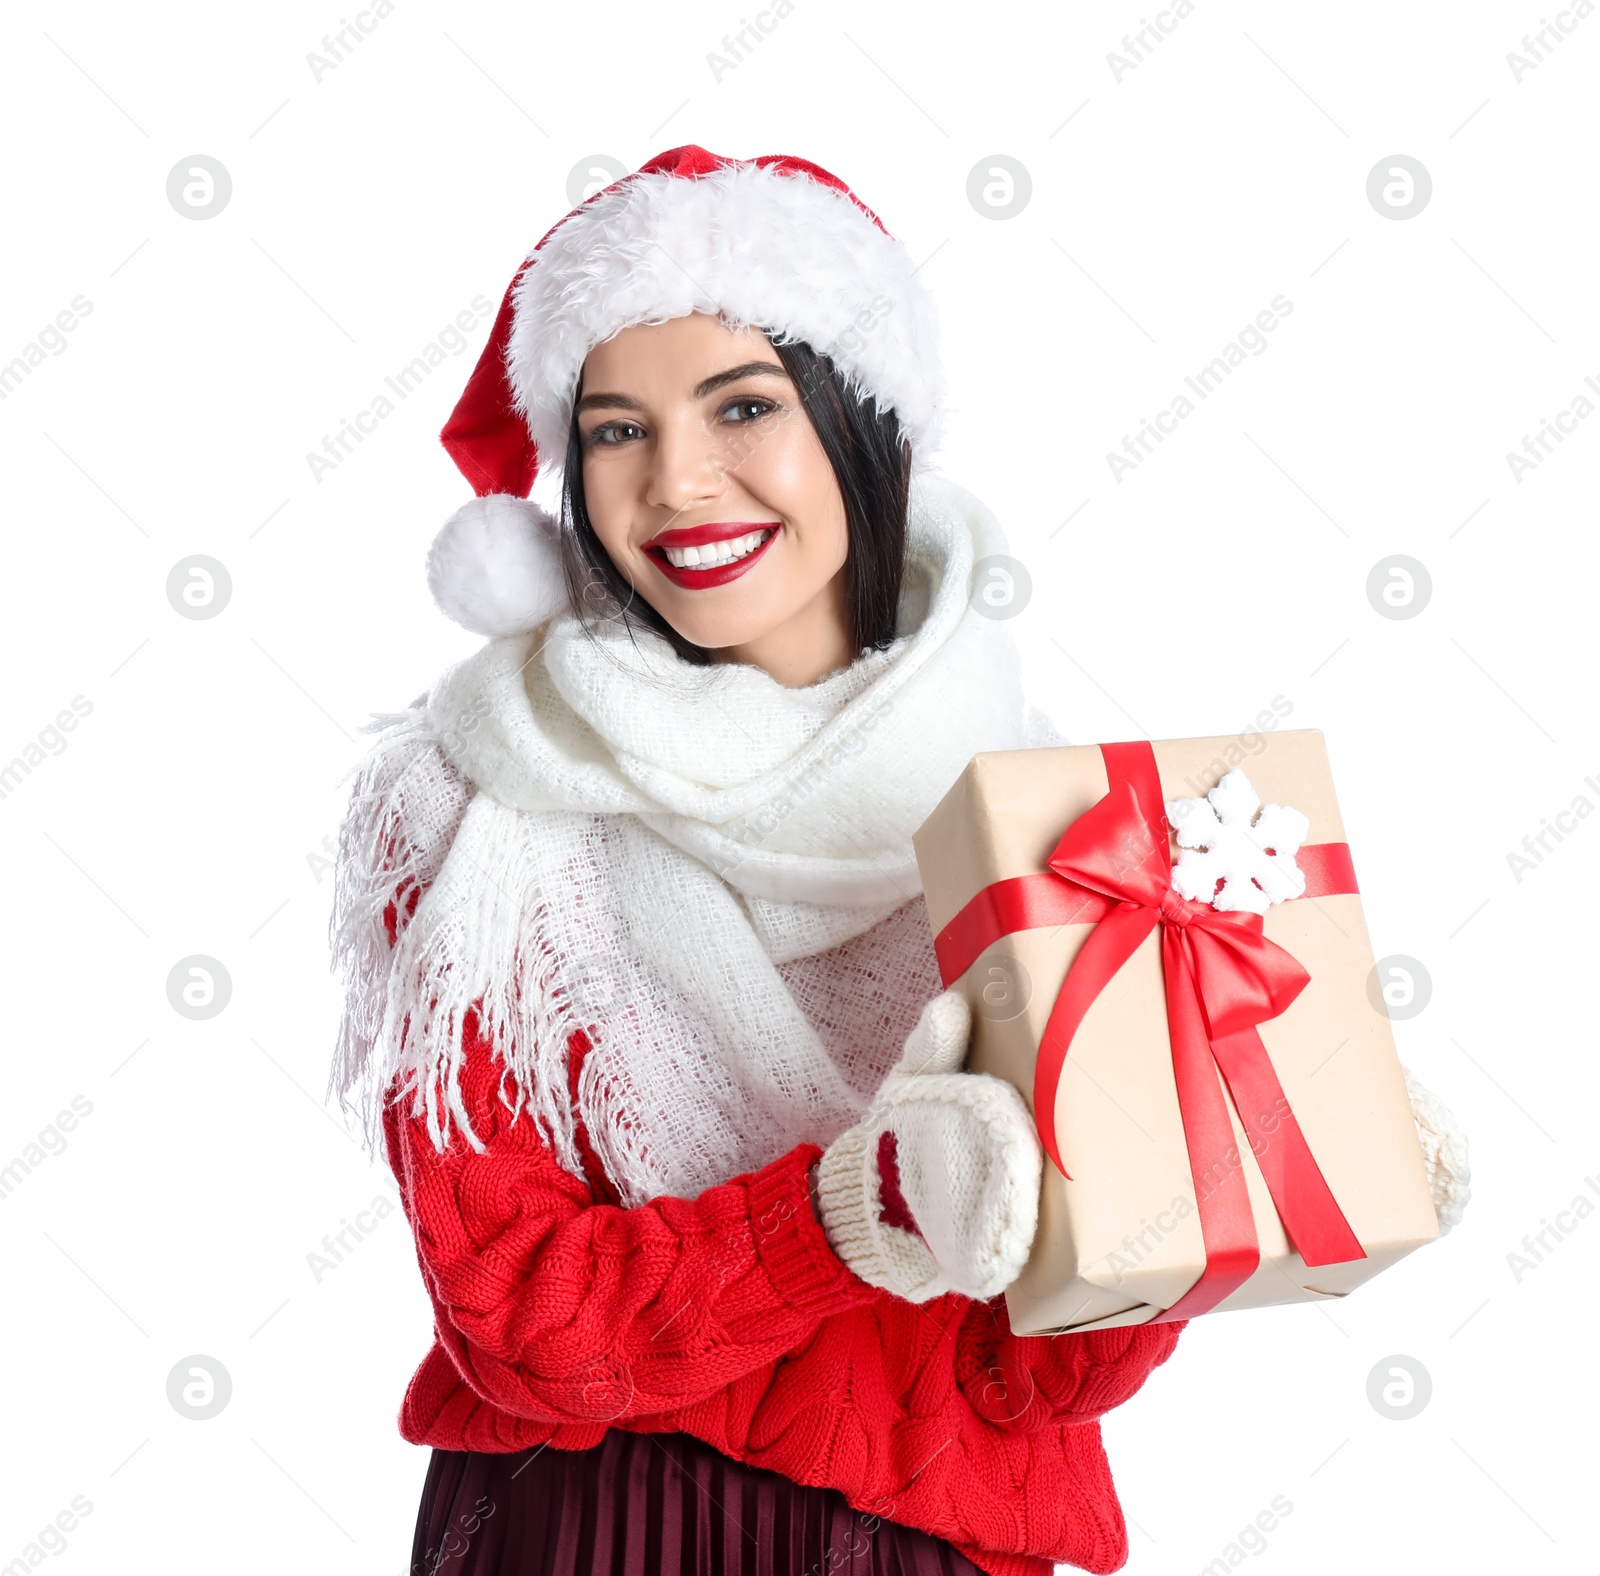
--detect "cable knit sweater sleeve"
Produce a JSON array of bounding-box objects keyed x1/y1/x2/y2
[
  {"x1": 385, "y1": 1012, "x2": 1183, "y2": 1440},
  {"x1": 385, "y1": 1017, "x2": 883, "y2": 1427},
  {"x1": 952, "y1": 1295, "x2": 1185, "y2": 1433}
]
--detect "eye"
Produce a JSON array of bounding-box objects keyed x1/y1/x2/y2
[
  {"x1": 722, "y1": 396, "x2": 778, "y2": 424},
  {"x1": 585, "y1": 419, "x2": 645, "y2": 447}
]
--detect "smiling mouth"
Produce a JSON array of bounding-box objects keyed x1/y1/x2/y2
[
  {"x1": 654, "y1": 527, "x2": 774, "y2": 569},
  {"x1": 644, "y1": 523, "x2": 781, "y2": 589}
]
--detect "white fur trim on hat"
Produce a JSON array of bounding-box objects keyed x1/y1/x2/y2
[
  {"x1": 507, "y1": 161, "x2": 945, "y2": 474},
  {"x1": 425, "y1": 494, "x2": 568, "y2": 636}
]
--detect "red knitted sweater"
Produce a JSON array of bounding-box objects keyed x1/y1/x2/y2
[{"x1": 376, "y1": 889, "x2": 1183, "y2": 1576}]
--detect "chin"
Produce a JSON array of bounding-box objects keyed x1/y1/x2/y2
[
  {"x1": 655, "y1": 603, "x2": 783, "y2": 655},
  {"x1": 667, "y1": 619, "x2": 769, "y2": 654}
]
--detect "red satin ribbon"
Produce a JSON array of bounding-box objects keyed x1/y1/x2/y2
[{"x1": 933, "y1": 740, "x2": 1367, "y2": 1320}]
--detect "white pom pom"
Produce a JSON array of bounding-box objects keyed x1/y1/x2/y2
[{"x1": 425, "y1": 494, "x2": 568, "y2": 636}]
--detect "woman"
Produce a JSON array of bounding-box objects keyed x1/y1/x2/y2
[{"x1": 328, "y1": 146, "x2": 1468, "y2": 1576}]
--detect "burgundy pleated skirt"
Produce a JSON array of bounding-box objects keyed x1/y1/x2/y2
[{"x1": 409, "y1": 1428, "x2": 985, "y2": 1576}]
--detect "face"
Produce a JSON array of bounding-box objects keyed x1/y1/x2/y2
[{"x1": 574, "y1": 311, "x2": 852, "y2": 670}]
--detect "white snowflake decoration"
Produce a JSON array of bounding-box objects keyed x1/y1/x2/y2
[{"x1": 1163, "y1": 770, "x2": 1310, "y2": 916}]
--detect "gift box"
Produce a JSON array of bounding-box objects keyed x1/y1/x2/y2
[{"x1": 912, "y1": 731, "x2": 1438, "y2": 1336}]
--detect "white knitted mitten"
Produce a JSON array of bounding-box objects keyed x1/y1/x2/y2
[
  {"x1": 1402, "y1": 1064, "x2": 1471, "y2": 1233},
  {"x1": 812, "y1": 990, "x2": 1042, "y2": 1303}
]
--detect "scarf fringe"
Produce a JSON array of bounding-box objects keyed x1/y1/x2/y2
[
  {"x1": 378, "y1": 798, "x2": 587, "y2": 1179},
  {"x1": 326, "y1": 699, "x2": 468, "y2": 1158},
  {"x1": 327, "y1": 699, "x2": 654, "y2": 1195}
]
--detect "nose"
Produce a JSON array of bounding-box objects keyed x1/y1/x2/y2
[{"x1": 643, "y1": 411, "x2": 730, "y2": 515}]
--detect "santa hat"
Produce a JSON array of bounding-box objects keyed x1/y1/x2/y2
[{"x1": 425, "y1": 144, "x2": 944, "y2": 636}]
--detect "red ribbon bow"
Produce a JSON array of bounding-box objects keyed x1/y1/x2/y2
[{"x1": 935, "y1": 740, "x2": 1366, "y2": 1321}]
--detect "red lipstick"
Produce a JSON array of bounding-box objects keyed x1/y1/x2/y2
[{"x1": 643, "y1": 520, "x2": 781, "y2": 590}]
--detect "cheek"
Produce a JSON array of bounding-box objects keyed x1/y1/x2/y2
[
  {"x1": 807, "y1": 495, "x2": 850, "y2": 574},
  {"x1": 743, "y1": 422, "x2": 845, "y2": 546},
  {"x1": 581, "y1": 457, "x2": 636, "y2": 563}
]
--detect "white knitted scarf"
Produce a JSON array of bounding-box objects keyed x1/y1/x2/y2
[{"x1": 329, "y1": 473, "x2": 1047, "y2": 1208}]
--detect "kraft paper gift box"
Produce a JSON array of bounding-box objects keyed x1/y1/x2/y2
[{"x1": 912, "y1": 731, "x2": 1439, "y2": 1336}]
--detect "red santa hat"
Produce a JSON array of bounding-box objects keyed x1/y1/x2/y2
[{"x1": 425, "y1": 144, "x2": 944, "y2": 636}]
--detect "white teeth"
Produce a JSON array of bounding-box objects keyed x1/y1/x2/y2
[{"x1": 660, "y1": 528, "x2": 774, "y2": 570}]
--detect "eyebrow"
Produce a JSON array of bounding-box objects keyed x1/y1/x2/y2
[{"x1": 573, "y1": 360, "x2": 792, "y2": 415}]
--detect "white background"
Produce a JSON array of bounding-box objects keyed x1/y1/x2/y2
[{"x1": 1, "y1": 1, "x2": 1595, "y2": 1572}]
